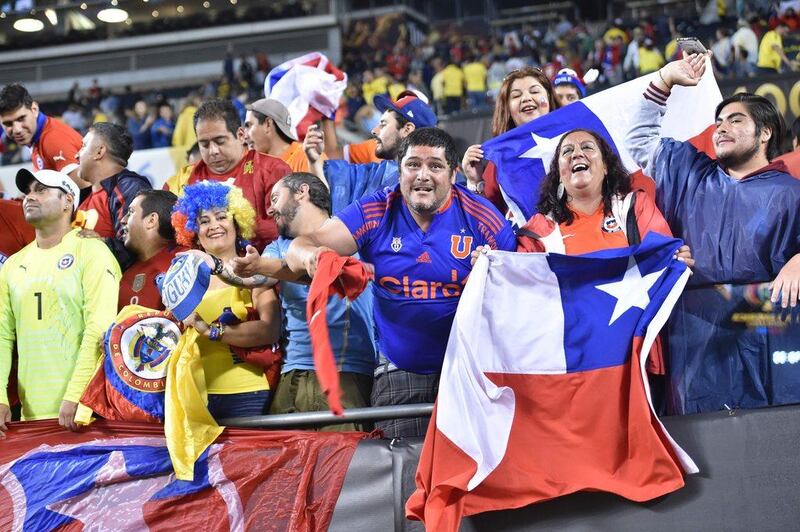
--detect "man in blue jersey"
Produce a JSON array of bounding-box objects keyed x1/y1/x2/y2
[
  {"x1": 286, "y1": 128, "x2": 516, "y2": 437},
  {"x1": 303, "y1": 92, "x2": 437, "y2": 213}
]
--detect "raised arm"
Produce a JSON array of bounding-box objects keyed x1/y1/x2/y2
[
  {"x1": 286, "y1": 217, "x2": 358, "y2": 276},
  {"x1": 625, "y1": 53, "x2": 708, "y2": 174},
  {"x1": 303, "y1": 124, "x2": 330, "y2": 190}
]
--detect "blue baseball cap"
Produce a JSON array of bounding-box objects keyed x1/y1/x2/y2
[
  {"x1": 553, "y1": 69, "x2": 586, "y2": 98},
  {"x1": 373, "y1": 94, "x2": 437, "y2": 128},
  {"x1": 160, "y1": 254, "x2": 211, "y2": 321}
]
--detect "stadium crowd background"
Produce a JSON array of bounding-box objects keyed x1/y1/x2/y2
[{"x1": 2, "y1": 0, "x2": 800, "y2": 166}]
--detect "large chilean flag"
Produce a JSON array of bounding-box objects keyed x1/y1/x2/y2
[
  {"x1": 481, "y1": 62, "x2": 721, "y2": 227},
  {"x1": 406, "y1": 234, "x2": 699, "y2": 531}
]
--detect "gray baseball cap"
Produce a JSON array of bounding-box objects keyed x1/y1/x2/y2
[{"x1": 246, "y1": 98, "x2": 298, "y2": 141}]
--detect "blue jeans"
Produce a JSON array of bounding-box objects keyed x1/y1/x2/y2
[{"x1": 207, "y1": 390, "x2": 271, "y2": 420}]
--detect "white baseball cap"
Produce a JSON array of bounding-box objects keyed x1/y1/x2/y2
[{"x1": 16, "y1": 168, "x2": 81, "y2": 212}]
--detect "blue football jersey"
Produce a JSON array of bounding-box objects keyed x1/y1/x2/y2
[{"x1": 337, "y1": 183, "x2": 516, "y2": 373}]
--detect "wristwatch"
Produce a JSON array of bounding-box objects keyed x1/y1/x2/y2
[{"x1": 467, "y1": 180, "x2": 485, "y2": 194}]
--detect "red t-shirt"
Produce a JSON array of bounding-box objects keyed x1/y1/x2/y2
[
  {"x1": 0, "y1": 199, "x2": 35, "y2": 264},
  {"x1": 31, "y1": 116, "x2": 82, "y2": 174},
  {"x1": 118, "y1": 245, "x2": 185, "y2": 311},
  {"x1": 187, "y1": 150, "x2": 291, "y2": 252},
  {"x1": 76, "y1": 188, "x2": 115, "y2": 238}
]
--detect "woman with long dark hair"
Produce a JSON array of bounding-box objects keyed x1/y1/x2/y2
[
  {"x1": 461, "y1": 67, "x2": 558, "y2": 214},
  {"x1": 517, "y1": 128, "x2": 693, "y2": 377}
]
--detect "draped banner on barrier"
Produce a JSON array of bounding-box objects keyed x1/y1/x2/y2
[{"x1": 0, "y1": 419, "x2": 366, "y2": 531}]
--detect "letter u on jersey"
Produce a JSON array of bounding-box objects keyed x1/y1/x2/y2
[{"x1": 450, "y1": 235, "x2": 474, "y2": 259}]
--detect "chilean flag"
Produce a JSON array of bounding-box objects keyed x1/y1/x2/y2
[
  {"x1": 482, "y1": 62, "x2": 721, "y2": 227},
  {"x1": 265, "y1": 52, "x2": 347, "y2": 141},
  {"x1": 406, "y1": 234, "x2": 699, "y2": 531}
]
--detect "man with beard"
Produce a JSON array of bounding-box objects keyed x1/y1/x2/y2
[
  {"x1": 185, "y1": 173, "x2": 377, "y2": 429},
  {"x1": 284, "y1": 128, "x2": 515, "y2": 438},
  {"x1": 626, "y1": 53, "x2": 800, "y2": 415},
  {"x1": 304, "y1": 92, "x2": 437, "y2": 213}
]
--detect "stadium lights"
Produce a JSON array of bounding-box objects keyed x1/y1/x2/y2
[
  {"x1": 97, "y1": 7, "x2": 128, "y2": 23},
  {"x1": 44, "y1": 9, "x2": 57, "y2": 26},
  {"x1": 13, "y1": 17, "x2": 44, "y2": 32}
]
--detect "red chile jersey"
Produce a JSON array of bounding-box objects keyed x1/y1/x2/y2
[
  {"x1": 118, "y1": 245, "x2": 185, "y2": 311},
  {"x1": 337, "y1": 183, "x2": 515, "y2": 374},
  {"x1": 31, "y1": 114, "x2": 82, "y2": 174}
]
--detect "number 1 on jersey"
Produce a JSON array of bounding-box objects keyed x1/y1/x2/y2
[{"x1": 34, "y1": 292, "x2": 42, "y2": 320}]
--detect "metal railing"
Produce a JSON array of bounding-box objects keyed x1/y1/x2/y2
[{"x1": 220, "y1": 403, "x2": 434, "y2": 429}]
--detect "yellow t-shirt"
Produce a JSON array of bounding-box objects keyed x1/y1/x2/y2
[
  {"x1": 463, "y1": 62, "x2": 488, "y2": 92},
  {"x1": 758, "y1": 30, "x2": 782, "y2": 71},
  {"x1": 442, "y1": 64, "x2": 465, "y2": 97},
  {"x1": 195, "y1": 286, "x2": 268, "y2": 395},
  {"x1": 172, "y1": 105, "x2": 198, "y2": 152},
  {"x1": 639, "y1": 48, "x2": 665, "y2": 74},
  {"x1": 388, "y1": 82, "x2": 407, "y2": 101},
  {"x1": 431, "y1": 72, "x2": 445, "y2": 102}
]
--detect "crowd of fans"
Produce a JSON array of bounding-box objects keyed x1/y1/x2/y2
[
  {"x1": 3, "y1": 8, "x2": 800, "y2": 165},
  {"x1": 0, "y1": 5, "x2": 799, "y2": 442}
]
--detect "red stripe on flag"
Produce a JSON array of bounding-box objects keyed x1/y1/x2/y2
[{"x1": 407, "y1": 341, "x2": 686, "y2": 530}]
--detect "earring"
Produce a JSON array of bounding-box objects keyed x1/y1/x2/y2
[{"x1": 557, "y1": 181, "x2": 565, "y2": 200}]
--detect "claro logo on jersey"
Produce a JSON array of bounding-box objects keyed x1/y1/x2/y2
[{"x1": 379, "y1": 268, "x2": 467, "y2": 299}]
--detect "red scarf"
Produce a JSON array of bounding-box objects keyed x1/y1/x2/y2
[{"x1": 306, "y1": 251, "x2": 372, "y2": 415}]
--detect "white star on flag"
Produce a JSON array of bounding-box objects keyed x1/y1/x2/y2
[
  {"x1": 595, "y1": 256, "x2": 666, "y2": 325},
  {"x1": 520, "y1": 131, "x2": 565, "y2": 170}
]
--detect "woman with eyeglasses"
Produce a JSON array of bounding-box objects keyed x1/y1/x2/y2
[{"x1": 461, "y1": 67, "x2": 557, "y2": 213}]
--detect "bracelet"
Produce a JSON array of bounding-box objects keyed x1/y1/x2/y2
[
  {"x1": 210, "y1": 255, "x2": 224, "y2": 275},
  {"x1": 208, "y1": 324, "x2": 221, "y2": 341},
  {"x1": 657, "y1": 69, "x2": 669, "y2": 90}
]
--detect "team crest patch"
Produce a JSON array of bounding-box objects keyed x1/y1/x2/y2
[
  {"x1": 601, "y1": 216, "x2": 622, "y2": 233},
  {"x1": 450, "y1": 235, "x2": 474, "y2": 259},
  {"x1": 391, "y1": 237, "x2": 402, "y2": 252},
  {"x1": 35, "y1": 155, "x2": 44, "y2": 169},
  {"x1": 58, "y1": 254, "x2": 75, "y2": 269},
  {"x1": 108, "y1": 310, "x2": 181, "y2": 393},
  {"x1": 132, "y1": 273, "x2": 146, "y2": 293}
]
